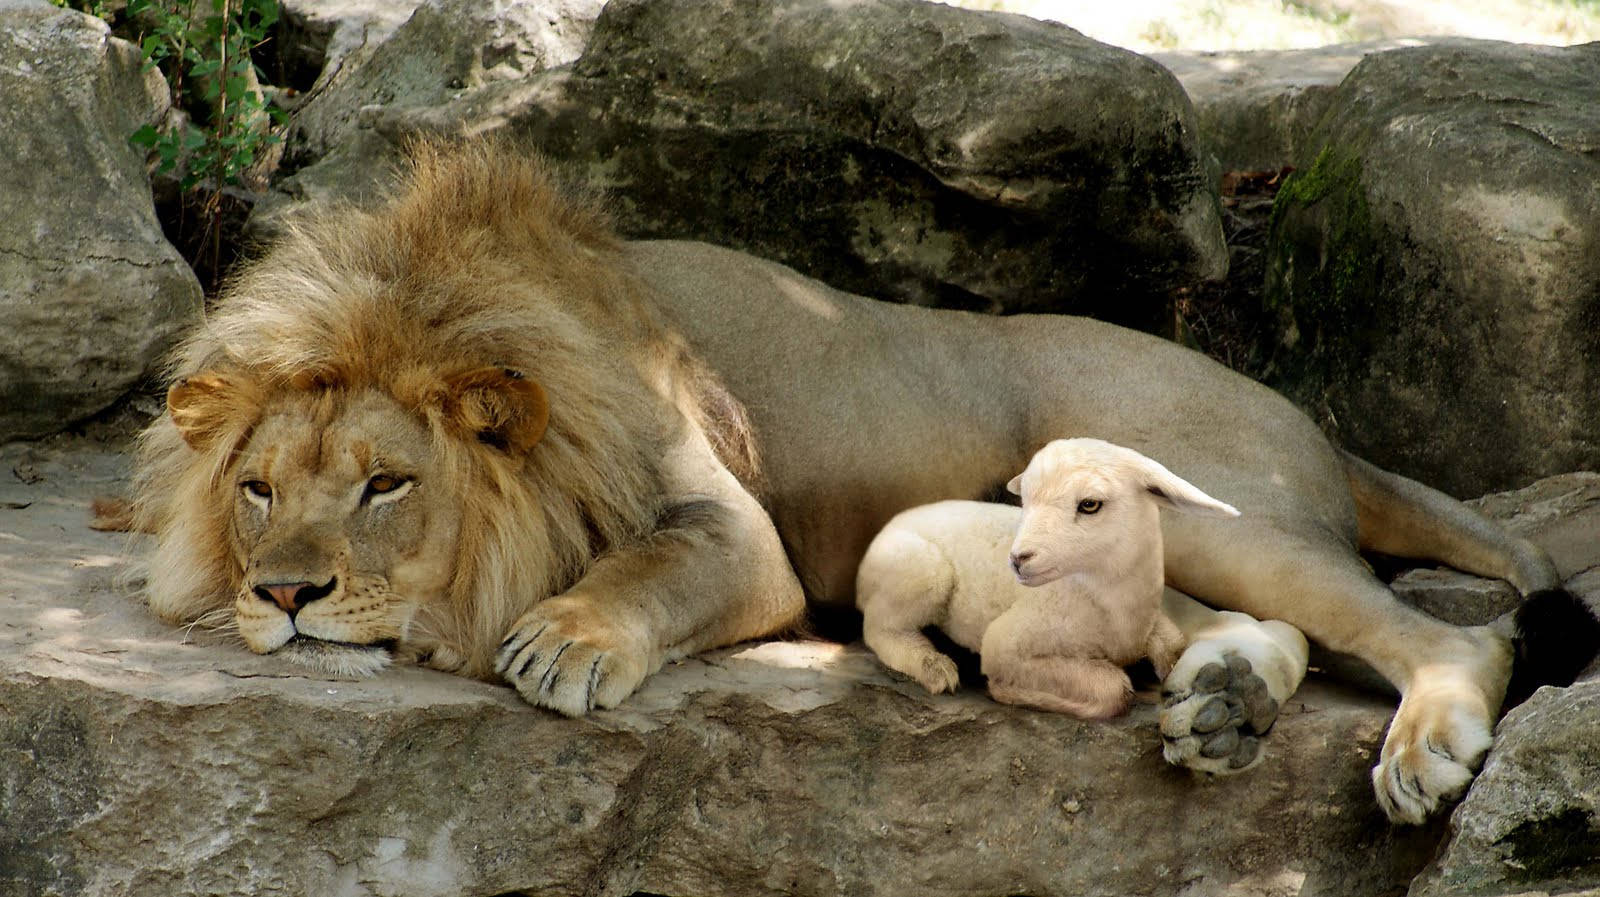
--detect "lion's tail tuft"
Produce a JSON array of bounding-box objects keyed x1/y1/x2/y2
[{"x1": 1503, "y1": 587, "x2": 1600, "y2": 712}]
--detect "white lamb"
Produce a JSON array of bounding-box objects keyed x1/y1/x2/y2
[{"x1": 857, "y1": 438, "x2": 1241, "y2": 719}]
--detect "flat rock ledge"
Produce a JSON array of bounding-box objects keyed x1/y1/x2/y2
[{"x1": 4, "y1": 435, "x2": 1597, "y2": 897}]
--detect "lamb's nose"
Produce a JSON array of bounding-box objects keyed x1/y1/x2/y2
[{"x1": 1009, "y1": 550, "x2": 1035, "y2": 574}]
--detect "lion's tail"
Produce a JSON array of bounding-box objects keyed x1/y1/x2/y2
[{"x1": 1339, "y1": 449, "x2": 1599, "y2": 707}]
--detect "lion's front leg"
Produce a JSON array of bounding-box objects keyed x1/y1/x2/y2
[{"x1": 496, "y1": 440, "x2": 806, "y2": 716}]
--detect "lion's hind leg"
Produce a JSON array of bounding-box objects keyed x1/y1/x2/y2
[
  {"x1": 857, "y1": 529, "x2": 962, "y2": 695},
  {"x1": 1158, "y1": 590, "x2": 1309, "y2": 775}
]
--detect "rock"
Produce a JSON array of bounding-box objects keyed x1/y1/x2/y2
[
  {"x1": 1390, "y1": 473, "x2": 1600, "y2": 626},
  {"x1": 0, "y1": 0, "x2": 201, "y2": 442},
  {"x1": 1153, "y1": 38, "x2": 1475, "y2": 173},
  {"x1": 286, "y1": 0, "x2": 603, "y2": 162},
  {"x1": 1, "y1": 432, "x2": 1447, "y2": 897},
  {"x1": 270, "y1": 0, "x2": 1227, "y2": 326},
  {"x1": 272, "y1": 0, "x2": 423, "y2": 93},
  {"x1": 1263, "y1": 41, "x2": 1600, "y2": 498},
  {"x1": 1410, "y1": 680, "x2": 1600, "y2": 897}
]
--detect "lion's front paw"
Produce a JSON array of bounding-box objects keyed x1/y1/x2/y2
[
  {"x1": 1160, "y1": 616, "x2": 1308, "y2": 776},
  {"x1": 1371, "y1": 674, "x2": 1495, "y2": 825},
  {"x1": 494, "y1": 598, "x2": 651, "y2": 716}
]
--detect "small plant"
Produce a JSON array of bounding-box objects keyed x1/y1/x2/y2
[
  {"x1": 122, "y1": 0, "x2": 286, "y2": 290},
  {"x1": 128, "y1": 0, "x2": 284, "y2": 193}
]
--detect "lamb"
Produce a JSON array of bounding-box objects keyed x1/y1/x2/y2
[{"x1": 856, "y1": 438, "x2": 1241, "y2": 719}]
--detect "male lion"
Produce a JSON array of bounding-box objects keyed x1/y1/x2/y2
[{"x1": 136, "y1": 141, "x2": 1596, "y2": 825}]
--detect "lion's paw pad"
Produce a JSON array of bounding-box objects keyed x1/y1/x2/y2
[{"x1": 1160, "y1": 654, "x2": 1278, "y2": 775}]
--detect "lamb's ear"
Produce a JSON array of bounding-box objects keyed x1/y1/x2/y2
[
  {"x1": 444, "y1": 366, "x2": 549, "y2": 455},
  {"x1": 1006, "y1": 474, "x2": 1023, "y2": 496},
  {"x1": 1137, "y1": 457, "x2": 1240, "y2": 518},
  {"x1": 167, "y1": 372, "x2": 256, "y2": 451}
]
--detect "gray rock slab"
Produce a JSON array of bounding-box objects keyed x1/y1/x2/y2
[
  {"x1": 1, "y1": 433, "x2": 1450, "y2": 897},
  {"x1": 266, "y1": 0, "x2": 1226, "y2": 327},
  {"x1": 1263, "y1": 41, "x2": 1600, "y2": 497},
  {"x1": 0, "y1": 3, "x2": 201, "y2": 442}
]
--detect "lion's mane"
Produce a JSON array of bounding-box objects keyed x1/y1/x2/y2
[{"x1": 135, "y1": 141, "x2": 742, "y2": 677}]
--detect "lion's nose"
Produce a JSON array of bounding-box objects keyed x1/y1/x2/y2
[{"x1": 253, "y1": 578, "x2": 338, "y2": 615}]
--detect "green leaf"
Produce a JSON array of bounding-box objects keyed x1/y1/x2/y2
[{"x1": 128, "y1": 123, "x2": 161, "y2": 147}]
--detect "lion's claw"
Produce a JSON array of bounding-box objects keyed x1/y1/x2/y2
[{"x1": 495, "y1": 602, "x2": 648, "y2": 716}]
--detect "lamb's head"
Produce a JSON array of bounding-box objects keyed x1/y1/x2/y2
[{"x1": 1004, "y1": 438, "x2": 1239, "y2": 587}]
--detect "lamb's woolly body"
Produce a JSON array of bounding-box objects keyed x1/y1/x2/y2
[
  {"x1": 858, "y1": 439, "x2": 1237, "y2": 717},
  {"x1": 135, "y1": 142, "x2": 729, "y2": 677}
]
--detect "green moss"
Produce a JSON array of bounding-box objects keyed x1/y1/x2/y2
[{"x1": 1262, "y1": 144, "x2": 1386, "y2": 406}]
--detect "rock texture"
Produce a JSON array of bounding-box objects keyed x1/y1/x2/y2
[
  {"x1": 0, "y1": 0, "x2": 201, "y2": 442},
  {"x1": 286, "y1": 0, "x2": 602, "y2": 160},
  {"x1": 272, "y1": 0, "x2": 424, "y2": 93},
  {"x1": 5, "y1": 434, "x2": 1600, "y2": 897},
  {"x1": 270, "y1": 0, "x2": 1227, "y2": 326},
  {"x1": 1263, "y1": 41, "x2": 1600, "y2": 498},
  {"x1": 1154, "y1": 38, "x2": 1470, "y2": 173}
]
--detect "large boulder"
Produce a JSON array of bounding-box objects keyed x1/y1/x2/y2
[
  {"x1": 0, "y1": 0, "x2": 201, "y2": 442},
  {"x1": 269, "y1": 0, "x2": 1227, "y2": 327},
  {"x1": 1263, "y1": 41, "x2": 1600, "y2": 498}
]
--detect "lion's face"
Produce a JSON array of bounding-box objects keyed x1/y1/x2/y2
[{"x1": 225, "y1": 390, "x2": 459, "y2": 675}]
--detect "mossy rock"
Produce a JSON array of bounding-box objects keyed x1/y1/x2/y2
[{"x1": 1263, "y1": 41, "x2": 1600, "y2": 497}]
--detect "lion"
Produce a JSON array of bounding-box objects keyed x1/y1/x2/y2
[{"x1": 135, "y1": 140, "x2": 1598, "y2": 825}]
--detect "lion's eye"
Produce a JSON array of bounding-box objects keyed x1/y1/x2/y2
[
  {"x1": 1077, "y1": 498, "x2": 1103, "y2": 515},
  {"x1": 241, "y1": 480, "x2": 272, "y2": 500},
  {"x1": 362, "y1": 474, "x2": 410, "y2": 504}
]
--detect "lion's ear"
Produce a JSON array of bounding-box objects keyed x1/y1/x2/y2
[
  {"x1": 444, "y1": 367, "x2": 549, "y2": 455},
  {"x1": 168, "y1": 372, "x2": 255, "y2": 451}
]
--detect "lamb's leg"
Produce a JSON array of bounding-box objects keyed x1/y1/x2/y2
[
  {"x1": 863, "y1": 624, "x2": 961, "y2": 694},
  {"x1": 1145, "y1": 611, "x2": 1188, "y2": 680},
  {"x1": 1158, "y1": 589, "x2": 1308, "y2": 774},
  {"x1": 980, "y1": 600, "x2": 1133, "y2": 719},
  {"x1": 857, "y1": 529, "x2": 961, "y2": 694},
  {"x1": 985, "y1": 654, "x2": 1134, "y2": 719}
]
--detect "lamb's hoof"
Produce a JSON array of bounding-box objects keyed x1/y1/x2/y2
[
  {"x1": 917, "y1": 653, "x2": 961, "y2": 695},
  {"x1": 1160, "y1": 654, "x2": 1278, "y2": 775}
]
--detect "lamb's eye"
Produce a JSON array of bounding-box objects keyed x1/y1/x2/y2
[
  {"x1": 1077, "y1": 499, "x2": 1103, "y2": 515},
  {"x1": 241, "y1": 480, "x2": 272, "y2": 500}
]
